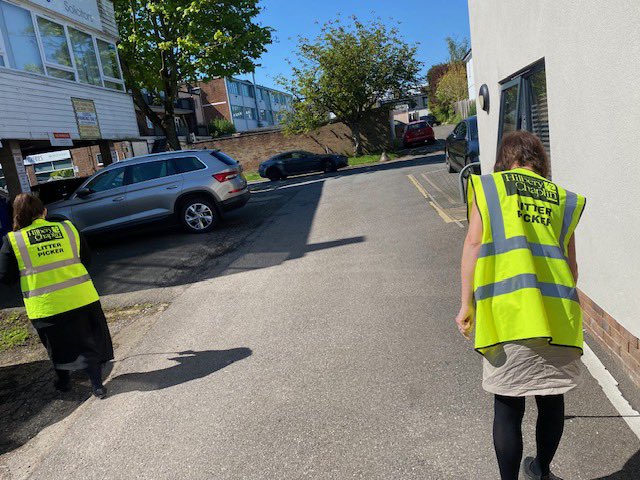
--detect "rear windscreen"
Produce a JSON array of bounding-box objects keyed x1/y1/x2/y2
[
  {"x1": 211, "y1": 150, "x2": 238, "y2": 166},
  {"x1": 408, "y1": 122, "x2": 427, "y2": 131}
]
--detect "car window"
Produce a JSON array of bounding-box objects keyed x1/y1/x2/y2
[
  {"x1": 172, "y1": 157, "x2": 206, "y2": 174},
  {"x1": 85, "y1": 168, "x2": 125, "y2": 193},
  {"x1": 408, "y1": 122, "x2": 427, "y2": 131},
  {"x1": 455, "y1": 122, "x2": 467, "y2": 137},
  {"x1": 469, "y1": 119, "x2": 478, "y2": 140},
  {"x1": 291, "y1": 152, "x2": 308, "y2": 158},
  {"x1": 128, "y1": 160, "x2": 175, "y2": 184},
  {"x1": 210, "y1": 151, "x2": 238, "y2": 166}
]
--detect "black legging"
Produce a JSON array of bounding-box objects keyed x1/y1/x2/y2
[{"x1": 493, "y1": 394, "x2": 565, "y2": 480}]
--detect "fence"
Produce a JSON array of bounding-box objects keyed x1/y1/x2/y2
[{"x1": 454, "y1": 99, "x2": 475, "y2": 119}]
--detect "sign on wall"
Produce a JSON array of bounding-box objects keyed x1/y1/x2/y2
[
  {"x1": 11, "y1": 143, "x2": 31, "y2": 193},
  {"x1": 71, "y1": 98, "x2": 102, "y2": 139},
  {"x1": 30, "y1": 0, "x2": 102, "y2": 31}
]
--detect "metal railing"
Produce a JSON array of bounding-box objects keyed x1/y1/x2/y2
[{"x1": 459, "y1": 161, "x2": 481, "y2": 203}]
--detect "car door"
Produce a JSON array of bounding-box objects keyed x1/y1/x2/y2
[
  {"x1": 277, "y1": 153, "x2": 294, "y2": 175},
  {"x1": 450, "y1": 121, "x2": 468, "y2": 169},
  {"x1": 285, "y1": 151, "x2": 309, "y2": 174},
  {"x1": 70, "y1": 166, "x2": 128, "y2": 232},
  {"x1": 124, "y1": 159, "x2": 184, "y2": 223},
  {"x1": 299, "y1": 151, "x2": 322, "y2": 173}
]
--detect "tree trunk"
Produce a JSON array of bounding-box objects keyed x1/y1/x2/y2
[
  {"x1": 163, "y1": 116, "x2": 181, "y2": 151},
  {"x1": 351, "y1": 123, "x2": 363, "y2": 156}
]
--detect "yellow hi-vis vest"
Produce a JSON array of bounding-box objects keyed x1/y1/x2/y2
[
  {"x1": 7, "y1": 218, "x2": 99, "y2": 319},
  {"x1": 467, "y1": 168, "x2": 586, "y2": 355}
]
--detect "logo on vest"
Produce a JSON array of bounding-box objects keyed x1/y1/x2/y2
[
  {"x1": 27, "y1": 226, "x2": 64, "y2": 245},
  {"x1": 502, "y1": 172, "x2": 559, "y2": 205}
]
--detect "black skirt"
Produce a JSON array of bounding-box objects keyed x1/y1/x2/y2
[{"x1": 32, "y1": 301, "x2": 114, "y2": 370}]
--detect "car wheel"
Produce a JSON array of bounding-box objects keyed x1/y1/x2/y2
[
  {"x1": 445, "y1": 149, "x2": 455, "y2": 173},
  {"x1": 266, "y1": 167, "x2": 282, "y2": 181},
  {"x1": 427, "y1": 138, "x2": 436, "y2": 145},
  {"x1": 180, "y1": 197, "x2": 218, "y2": 233},
  {"x1": 323, "y1": 160, "x2": 337, "y2": 173}
]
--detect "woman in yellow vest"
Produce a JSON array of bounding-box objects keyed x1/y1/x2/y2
[
  {"x1": 456, "y1": 131, "x2": 586, "y2": 480},
  {"x1": 0, "y1": 193, "x2": 113, "y2": 398}
]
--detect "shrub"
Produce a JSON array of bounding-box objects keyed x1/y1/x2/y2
[{"x1": 208, "y1": 118, "x2": 236, "y2": 138}]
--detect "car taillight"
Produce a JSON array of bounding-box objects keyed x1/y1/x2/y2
[{"x1": 213, "y1": 170, "x2": 239, "y2": 182}]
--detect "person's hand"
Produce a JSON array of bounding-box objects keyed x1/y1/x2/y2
[{"x1": 455, "y1": 304, "x2": 474, "y2": 340}]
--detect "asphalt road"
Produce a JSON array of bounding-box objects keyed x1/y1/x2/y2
[{"x1": 3, "y1": 154, "x2": 640, "y2": 479}]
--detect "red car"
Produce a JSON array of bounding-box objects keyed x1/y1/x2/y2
[{"x1": 403, "y1": 121, "x2": 436, "y2": 148}]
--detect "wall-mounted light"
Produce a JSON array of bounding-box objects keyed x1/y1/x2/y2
[{"x1": 478, "y1": 84, "x2": 490, "y2": 113}]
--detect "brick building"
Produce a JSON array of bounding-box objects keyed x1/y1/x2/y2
[{"x1": 198, "y1": 77, "x2": 293, "y2": 133}]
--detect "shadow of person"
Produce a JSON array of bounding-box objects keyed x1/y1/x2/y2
[
  {"x1": 107, "y1": 348, "x2": 252, "y2": 395},
  {"x1": 591, "y1": 449, "x2": 640, "y2": 479}
]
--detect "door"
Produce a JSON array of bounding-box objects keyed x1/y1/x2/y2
[
  {"x1": 283, "y1": 152, "x2": 306, "y2": 174},
  {"x1": 71, "y1": 166, "x2": 127, "y2": 232},
  {"x1": 124, "y1": 159, "x2": 183, "y2": 223},
  {"x1": 450, "y1": 121, "x2": 468, "y2": 169}
]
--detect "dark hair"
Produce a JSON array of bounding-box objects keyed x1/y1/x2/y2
[
  {"x1": 494, "y1": 131, "x2": 551, "y2": 179},
  {"x1": 13, "y1": 193, "x2": 45, "y2": 231}
]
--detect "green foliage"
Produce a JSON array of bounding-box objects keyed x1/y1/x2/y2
[
  {"x1": 469, "y1": 101, "x2": 477, "y2": 117},
  {"x1": 49, "y1": 169, "x2": 74, "y2": 180},
  {"x1": 445, "y1": 36, "x2": 470, "y2": 63},
  {"x1": 208, "y1": 118, "x2": 236, "y2": 138},
  {"x1": 426, "y1": 63, "x2": 450, "y2": 122},
  {"x1": 435, "y1": 62, "x2": 468, "y2": 106},
  {"x1": 279, "y1": 16, "x2": 422, "y2": 155},
  {"x1": 114, "y1": 0, "x2": 272, "y2": 149}
]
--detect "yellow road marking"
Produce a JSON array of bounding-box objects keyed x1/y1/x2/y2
[
  {"x1": 420, "y1": 172, "x2": 458, "y2": 205},
  {"x1": 407, "y1": 174, "x2": 464, "y2": 228}
]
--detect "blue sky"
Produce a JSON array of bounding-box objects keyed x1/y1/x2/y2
[{"x1": 236, "y1": 0, "x2": 471, "y2": 91}]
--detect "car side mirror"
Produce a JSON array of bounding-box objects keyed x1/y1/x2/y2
[{"x1": 76, "y1": 187, "x2": 93, "y2": 199}]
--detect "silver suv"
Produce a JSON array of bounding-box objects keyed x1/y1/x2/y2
[{"x1": 46, "y1": 150, "x2": 249, "y2": 234}]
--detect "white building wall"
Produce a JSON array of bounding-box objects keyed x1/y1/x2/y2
[
  {"x1": 468, "y1": 0, "x2": 640, "y2": 337},
  {"x1": 465, "y1": 54, "x2": 475, "y2": 100},
  {"x1": 0, "y1": 69, "x2": 138, "y2": 140}
]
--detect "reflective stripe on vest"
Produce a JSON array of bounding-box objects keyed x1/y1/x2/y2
[
  {"x1": 474, "y1": 273, "x2": 578, "y2": 302},
  {"x1": 23, "y1": 274, "x2": 92, "y2": 298}
]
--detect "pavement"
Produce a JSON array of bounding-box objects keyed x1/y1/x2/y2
[{"x1": 2, "y1": 152, "x2": 639, "y2": 479}]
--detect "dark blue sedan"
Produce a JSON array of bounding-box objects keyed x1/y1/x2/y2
[{"x1": 445, "y1": 116, "x2": 480, "y2": 173}]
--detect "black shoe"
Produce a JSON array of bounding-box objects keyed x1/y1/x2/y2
[
  {"x1": 54, "y1": 378, "x2": 71, "y2": 392},
  {"x1": 92, "y1": 386, "x2": 107, "y2": 399},
  {"x1": 523, "y1": 456, "x2": 562, "y2": 480}
]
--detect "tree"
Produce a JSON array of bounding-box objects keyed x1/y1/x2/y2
[
  {"x1": 435, "y1": 63, "x2": 468, "y2": 106},
  {"x1": 426, "y1": 63, "x2": 449, "y2": 112},
  {"x1": 445, "y1": 36, "x2": 469, "y2": 63},
  {"x1": 114, "y1": 1, "x2": 272, "y2": 150},
  {"x1": 279, "y1": 17, "x2": 422, "y2": 156}
]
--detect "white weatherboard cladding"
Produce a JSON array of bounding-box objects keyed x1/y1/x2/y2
[
  {"x1": 29, "y1": 0, "x2": 102, "y2": 31},
  {"x1": 0, "y1": 68, "x2": 138, "y2": 140},
  {"x1": 468, "y1": 0, "x2": 640, "y2": 338}
]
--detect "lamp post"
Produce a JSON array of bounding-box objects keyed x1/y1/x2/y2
[{"x1": 252, "y1": 64, "x2": 262, "y2": 127}]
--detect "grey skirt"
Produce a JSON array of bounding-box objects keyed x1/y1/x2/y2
[{"x1": 482, "y1": 338, "x2": 583, "y2": 397}]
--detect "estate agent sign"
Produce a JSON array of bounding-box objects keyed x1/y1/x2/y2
[{"x1": 71, "y1": 98, "x2": 102, "y2": 139}]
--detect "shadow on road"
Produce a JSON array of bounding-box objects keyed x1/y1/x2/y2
[
  {"x1": 107, "y1": 348, "x2": 252, "y2": 394},
  {"x1": 0, "y1": 153, "x2": 443, "y2": 309},
  {"x1": 591, "y1": 449, "x2": 640, "y2": 479},
  {"x1": 0, "y1": 349, "x2": 249, "y2": 455}
]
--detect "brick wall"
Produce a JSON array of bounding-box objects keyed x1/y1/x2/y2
[
  {"x1": 193, "y1": 108, "x2": 393, "y2": 172},
  {"x1": 198, "y1": 78, "x2": 231, "y2": 126},
  {"x1": 579, "y1": 290, "x2": 640, "y2": 388}
]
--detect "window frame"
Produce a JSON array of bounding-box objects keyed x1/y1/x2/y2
[
  {"x1": 0, "y1": 1, "x2": 125, "y2": 91},
  {"x1": 497, "y1": 59, "x2": 548, "y2": 151},
  {"x1": 231, "y1": 105, "x2": 244, "y2": 119},
  {"x1": 34, "y1": 14, "x2": 76, "y2": 81}
]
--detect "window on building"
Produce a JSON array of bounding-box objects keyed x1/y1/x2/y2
[
  {"x1": 36, "y1": 16, "x2": 75, "y2": 81},
  {"x1": 68, "y1": 27, "x2": 102, "y2": 86},
  {"x1": 259, "y1": 109, "x2": 267, "y2": 122},
  {"x1": 231, "y1": 105, "x2": 244, "y2": 118},
  {"x1": 266, "y1": 110, "x2": 274, "y2": 124},
  {"x1": 85, "y1": 167, "x2": 125, "y2": 192},
  {"x1": 241, "y1": 83, "x2": 254, "y2": 98},
  {"x1": 498, "y1": 60, "x2": 550, "y2": 157},
  {"x1": 0, "y1": 1, "x2": 44, "y2": 74},
  {"x1": 33, "y1": 158, "x2": 75, "y2": 183},
  {"x1": 244, "y1": 107, "x2": 256, "y2": 120},
  {"x1": 97, "y1": 39, "x2": 123, "y2": 90},
  {"x1": 256, "y1": 88, "x2": 263, "y2": 101},
  {"x1": 227, "y1": 80, "x2": 240, "y2": 95}
]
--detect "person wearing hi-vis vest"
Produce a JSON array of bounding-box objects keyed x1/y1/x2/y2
[
  {"x1": 0, "y1": 194, "x2": 113, "y2": 399},
  {"x1": 456, "y1": 131, "x2": 586, "y2": 480}
]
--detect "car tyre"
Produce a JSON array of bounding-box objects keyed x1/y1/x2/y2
[
  {"x1": 445, "y1": 149, "x2": 455, "y2": 173},
  {"x1": 266, "y1": 167, "x2": 282, "y2": 181},
  {"x1": 180, "y1": 197, "x2": 218, "y2": 234},
  {"x1": 322, "y1": 160, "x2": 337, "y2": 173}
]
